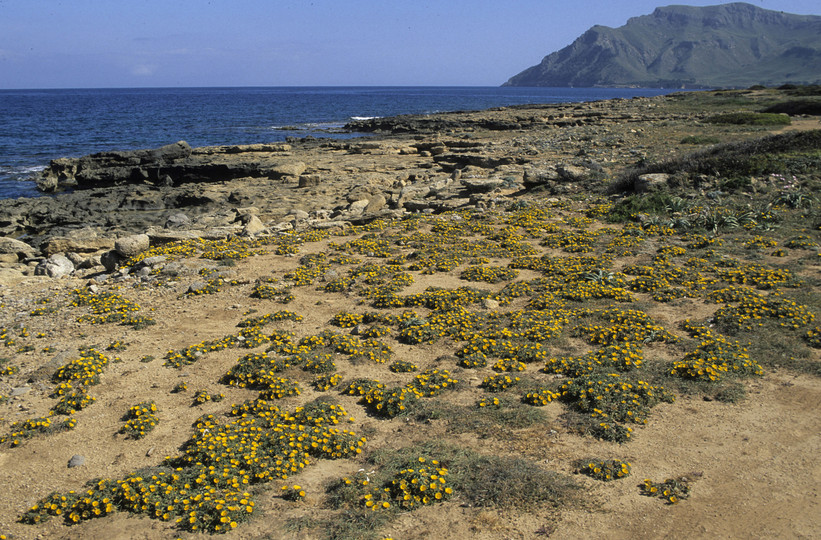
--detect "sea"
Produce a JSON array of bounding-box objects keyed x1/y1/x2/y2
[{"x1": 0, "y1": 86, "x2": 673, "y2": 199}]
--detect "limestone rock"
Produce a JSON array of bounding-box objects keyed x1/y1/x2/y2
[
  {"x1": 164, "y1": 212, "x2": 191, "y2": 229},
  {"x1": 269, "y1": 161, "x2": 307, "y2": 178},
  {"x1": 429, "y1": 177, "x2": 454, "y2": 195},
  {"x1": 148, "y1": 230, "x2": 204, "y2": 245},
  {"x1": 35, "y1": 254, "x2": 75, "y2": 278},
  {"x1": 483, "y1": 298, "x2": 500, "y2": 310},
  {"x1": 462, "y1": 178, "x2": 505, "y2": 193},
  {"x1": 101, "y1": 250, "x2": 125, "y2": 272},
  {"x1": 523, "y1": 166, "x2": 559, "y2": 186},
  {"x1": 347, "y1": 200, "x2": 370, "y2": 215},
  {"x1": 557, "y1": 164, "x2": 589, "y2": 182},
  {"x1": 114, "y1": 234, "x2": 150, "y2": 258},
  {"x1": 0, "y1": 237, "x2": 36, "y2": 259},
  {"x1": 298, "y1": 174, "x2": 322, "y2": 188},
  {"x1": 0, "y1": 267, "x2": 26, "y2": 285},
  {"x1": 635, "y1": 173, "x2": 671, "y2": 193},
  {"x1": 67, "y1": 455, "x2": 86, "y2": 468},
  {"x1": 365, "y1": 194, "x2": 387, "y2": 214},
  {"x1": 42, "y1": 235, "x2": 114, "y2": 256},
  {"x1": 241, "y1": 215, "x2": 266, "y2": 236}
]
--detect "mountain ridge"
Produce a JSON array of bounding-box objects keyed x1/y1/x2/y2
[{"x1": 504, "y1": 3, "x2": 821, "y2": 88}]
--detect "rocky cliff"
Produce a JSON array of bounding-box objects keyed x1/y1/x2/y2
[{"x1": 504, "y1": 2, "x2": 821, "y2": 88}]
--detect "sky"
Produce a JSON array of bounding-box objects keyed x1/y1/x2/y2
[{"x1": 0, "y1": 0, "x2": 819, "y2": 89}]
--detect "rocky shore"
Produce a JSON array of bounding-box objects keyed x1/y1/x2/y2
[
  {"x1": 0, "y1": 92, "x2": 719, "y2": 285},
  {"x1": 0, "y1": 86, "x2": 819, "y2": 540}
]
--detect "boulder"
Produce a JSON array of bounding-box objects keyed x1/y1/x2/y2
[
  {"x1": 240, "y1": 215, "x2": 266, "y2": 236},
  {"x1": 346, "y1": 200, "x2": 370, "y2": 215},
  {"x1": 100, "y1": 250, "x2": 125, "y2": 272},
  {"x1": 268, "y1": 161, "x2": 307, "y2": 179},
  {"x1": 41, "y1": 235, "x2": 114, "y2": 256},
  {"x1": 398, "y1": 185, "x2": 430, "y2": 205},
  {"x1": 523, "y1": 166, "x2": 559, "y2": 186},
  {"x1": 35, "y1": 254, "x2": 75, "y2": 278},
  {"x1": 429, "y1": 177, "x2": 454, "y2": 195},
  {"x1": 164, "y1": 212, "x2": 191, "y2": 229},
  {"x1": 365, "y1": 194, "x2": 387, "y2": 214},
  {"x1": 0, "y1": 267, "x2": 26, "y2": 285},
  {"x1": 148, "y1": 141, "x2": 192, "y2": 162},
  {"x1": 114, "y1": 234, "x2": 150, "y2": 258},
  {"x1": 557, "y1": 164, "x2": 589, "y2": 182},
  {"x1": 0, "y1": 237, "x2": 36, "y2": 259},
  {"x1": 67, "y1": 455, "x2": 86, "y2": 468},
  {"x1": 298, "y1": 174, "x2": 322, "y2": 188},
  {"x1": 635, "y1": 173, "x2": 671, "y2": 193},
  {"x1": 461, "y1": 178, "x2": 505, "y2": 193}
]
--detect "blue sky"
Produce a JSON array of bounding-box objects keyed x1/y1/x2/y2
[{"x1": 0, "y1": 0, "x2": 818, "y2": 88}]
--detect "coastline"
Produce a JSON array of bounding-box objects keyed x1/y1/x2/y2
[
  {"x1": 1, "y1": 91, "x2": 688, "y2": 268},
  {"x1": 0, "y1": 86, "x2": 672, "y2": 201}
]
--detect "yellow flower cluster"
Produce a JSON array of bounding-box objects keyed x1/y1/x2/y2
[
  {"x1": 192, "y1": 389, "x2": 225, "y2": 406},
  {"x1": 52, "y1": 348, "x2": 111, "y2": 387},
  {"x1": 165, "y1": 321, "x2": 294, "y2": 368},
  {"x1": 492, "y1": 357, "x2": 527, "y2": 372},
  {"x1": 481, "y1": 374, "x2": 521, "y2": 392},
  {"x1": 477, "y1": 396, "x2": 501, "y2": 408},
  {"x1": 312, "y1": 373, "x2": 343, "y2": 391},
  {"x1": 581, "y1": 458, "x2": 631, "y2": 481},
  {"x1": 389, "y1": 359, "x2": 418, "y2": 373},
  {"x1": 281, "y1": 484, "x2": 307, "y2": 501},
  {"x1": 237, "y1": 310, "x2": 302, "y2": 327},
  {"x1": 805, "y1": 326, "x2": 821, "y2": 348},
  {"x1": 460, "y1": 265, "x2": 519, "y2": 283},
  {"x1": 342, "y1": 378, "x2": 382, "y2": 396},
  {"x1": 523, "y1": 387, "x2": 560, "y2": 406},
  {"x1": 543, "y1": 342, "x2": 645, "y2": 377},
  {"x1": 0, "y1": 415, "x2": 76, "y2": 447},
  {"x1": 711, "y1": 290, "x2": 815, "y2": 332},
  {"x1": 25, "y1": 400, "x2": 364, "y2": 532},
  {"x1": 352, "y1": 457, "x2": 452, "y2": 511},
  {"x1": 744, "y1": 235, "x2": 778, "y2": 249},
  {"x1": 362, "y1": 386, "x2": 418, "y2": 418},
  {"x1": 71, "y1": 287, "x2": 155, "y2": 329},
  {"x1": 559, "y1": 372, "x2": 674, "y2": 442},
  {"x1": 331, "y1": 312, "x2": 365, "y2": 328},
  {"x1": 641, "y1": 476, "x2": 691, "y2": 504},
  {"x1": 257, "y1": 377, "x2": 302, "y2": 400},
  {"x1": 715, "y1": 263, "x2": 795, "y2": 290},
  {"x1": 52, "y1": 387, "x2": 96, "y2": 415},
  {"x1": 19, "y1": 491, "x2": 79, "y2": 523},
  {"x1": 408, "y1": 369, "x2": 458, "y2": 397},
  {"x1": 572, "y1": 308, "x2": 679, "y2": 345},
  {"x1": 671, "y1": 335, "x2": 762, "y2": 381},
  {"x1": 119, "y1": 401, "x2": 159, "y2": 439}
]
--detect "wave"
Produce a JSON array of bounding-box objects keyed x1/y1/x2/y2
[{"x1": 0, "y1": 164, "x2": 47, "y2": 177}]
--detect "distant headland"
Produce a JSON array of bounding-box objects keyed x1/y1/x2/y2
[{"x1": 504, "y1": 2, "x2": 821, "y2": 88}]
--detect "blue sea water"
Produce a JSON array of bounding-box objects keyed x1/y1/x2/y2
[{"x1": 0, "y1": 86, "x2": 672, "y2": 199}]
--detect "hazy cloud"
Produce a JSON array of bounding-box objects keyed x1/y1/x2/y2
[{"x1": 131, "y1": 64, "x2": 157, "y2": 76}]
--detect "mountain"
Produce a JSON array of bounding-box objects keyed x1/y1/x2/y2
[{"x1": 503, "y1": 3, "x2": 821, "y2": 88}]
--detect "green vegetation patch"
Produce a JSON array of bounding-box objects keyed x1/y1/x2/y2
[{"x1": 704, "y1": 112, "x2": 791, "y2": 125}]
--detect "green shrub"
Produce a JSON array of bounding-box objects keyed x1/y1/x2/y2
[{"x1": 704, "y1": 112, "x2": 791, "y2": 125}]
